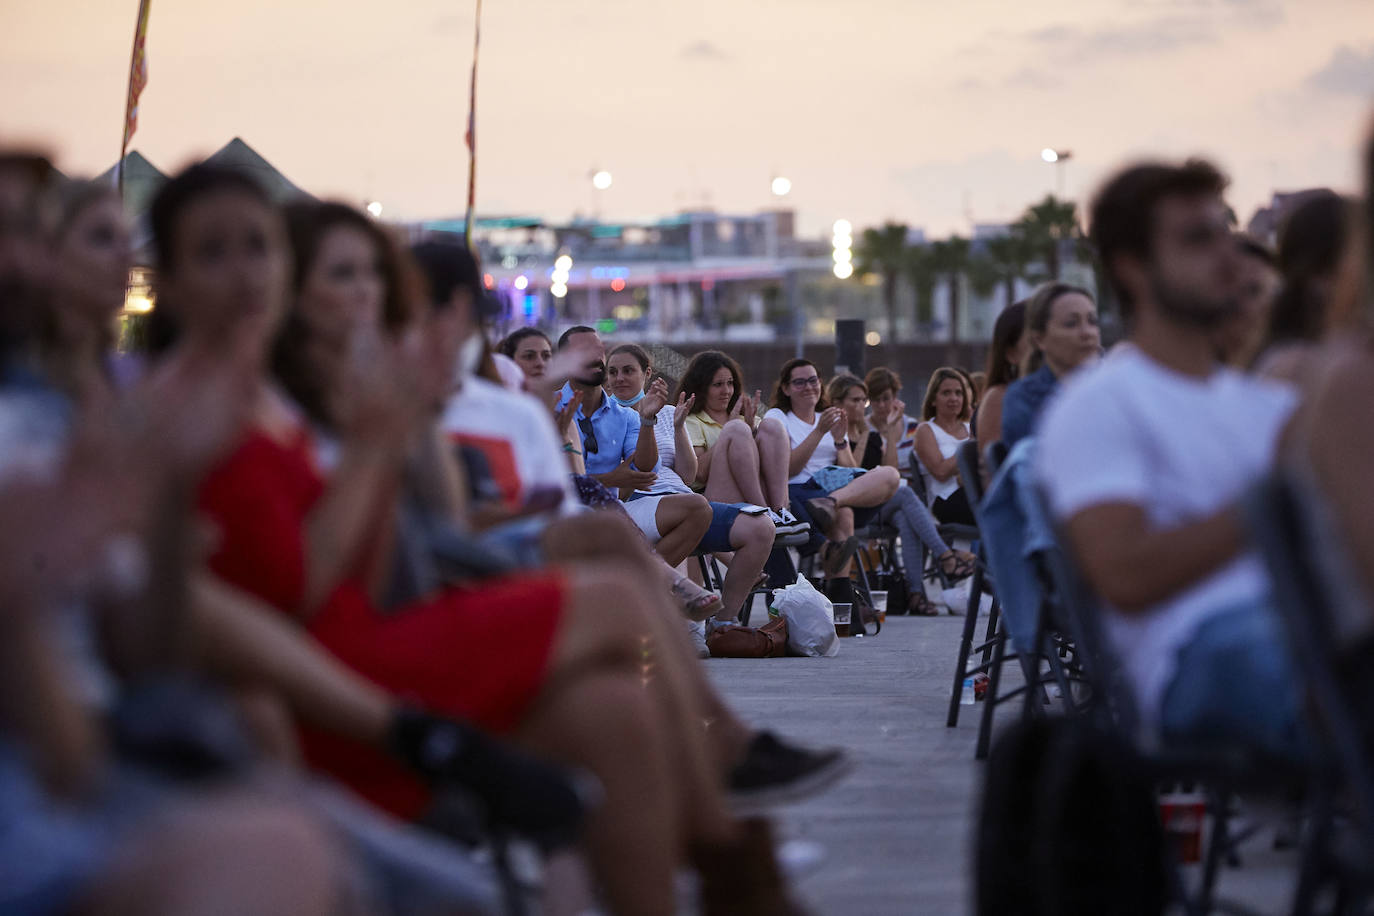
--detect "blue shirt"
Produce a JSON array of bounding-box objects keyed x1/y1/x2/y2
[
  {"x1": 557, "y1": 383, "x2": 658, "y2": 477},
  {"x1": 1000, "y1": 365, "x2": 1059, "y2": 449}
]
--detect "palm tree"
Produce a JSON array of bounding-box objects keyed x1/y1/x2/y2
[
  {"x1": 969, "y1": 232, "x2": 1030, "y2": 311},
  {"x1": 854, "y1": 223, "x2": 909, "y2": 341},
  {"x1": 903, "y1": 244, "x2": 938, "y2": 339},
  {"x1": 1015, "y1": 195, "x2": 1079, "y2": 280},
  {"x1": 930, "y1": 236, "x2": 970, "y2": 343}
]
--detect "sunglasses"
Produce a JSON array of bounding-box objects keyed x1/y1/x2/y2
[{"x1": 576, "y1": 416, "x2": 599, "y2": 455}]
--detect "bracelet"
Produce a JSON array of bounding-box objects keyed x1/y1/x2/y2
[
  {"x1": 640, "y1": 416, "x2": 657, "y2": 427},
  {"x1": 562, "y1": 443, "x2": 582, "y2": 455}
]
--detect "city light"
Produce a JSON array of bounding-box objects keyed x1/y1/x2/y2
[
  {"x1": 610, "y1": 277, "x2": 626, "y2": 292},
  {"x1": 365, "y1": 200, "x2": 383, "y2": 218},
  {"x1": 514, "y1": 275, "x2": 529, "y2": 290},
  {"x1": 1041, "y1": 148, "x2": 1058, "y2": 163},
  {"x1": 551, "y1": 282, "x2": 568, "y2": 298},
  {"x1": 554, "y1": 255, "x2": 573, "y2": 272},
  {"x1": 592, "y1": 170, "x2": 613, "y2": 190},
  {"x1": 771, "y1": 176, "x2": 792, "y2": 197},
  {"x1": 483, "y1": 273, "x2": 494, "y2": 289},
  {"x1": 832, "y1": 219, "x2": 853, "y2": 279},
  {"x1": 865, "y1": 330, "x2": 881, "y2": 346}
]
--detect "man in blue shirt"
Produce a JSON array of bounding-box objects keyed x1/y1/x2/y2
[{"x1": 556, "y1": 326, "x2": 660, "y2": 489}]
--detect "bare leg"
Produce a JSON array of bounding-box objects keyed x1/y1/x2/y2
[
  {"x1": 87, "y1": 794, "x2": 351, "y2": 916},
  {"x1": 717, "y1": 513, "x2": 775, "y2": 621},
  {"x1": 830, "y1": 465, "x2": 900, "y2": 509},
  {"x1": 652, "y1": 494, "x2": 713, "y2": 566},
  {"x1": 703, "y1": 420, "x2": 768, "y2": 508},
  {"x1": 754, "y1": 417, "x2": 791, "y2": 511},
  {"x1": 829, "y1": 507, "x2": 856, "y2": 577}
]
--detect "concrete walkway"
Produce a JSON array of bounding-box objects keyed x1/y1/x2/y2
[{"x1": 705, "y1": 614, "x2": 1303, "y2": 916}]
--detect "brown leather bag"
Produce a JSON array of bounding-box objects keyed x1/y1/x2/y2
[{"x1": 706, "y1": 615, "x2": 789, "y2": 658}]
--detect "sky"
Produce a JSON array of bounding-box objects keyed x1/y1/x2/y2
[{"x1": 3, "y1": 0, "x2": 1373, "y2": 237}]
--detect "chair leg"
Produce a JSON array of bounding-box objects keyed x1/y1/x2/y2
[
  {"x1": 978, "y1": 593, "x2": 1000, "y2": 667},
  {"x1": 947, "y1": 565, "x2": 986, "y2": 727},
  {"x1": 975, "y1": 623, "x2": 1007, "y2": 760}
]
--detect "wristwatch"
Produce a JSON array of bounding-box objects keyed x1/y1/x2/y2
[
  {"x1": 833, "y1": 434, "x2": 848, "y2": 446},
  {"x1": 640, "y1": 415, "x2": 657, "y2": 427}
]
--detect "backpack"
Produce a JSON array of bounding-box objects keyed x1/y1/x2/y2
[{"x1": 976, "y1": 717, "x2": 1168, "y2": 916}]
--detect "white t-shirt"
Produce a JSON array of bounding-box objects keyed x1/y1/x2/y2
[
  {"x1": 764, "y1": 407, "x2": 838, "y2": 485},
  {"x1": 915, "y1": 420, "x2": 969, "y2": 505},
  {"x1": 440, "y1": 376, "x2": 577, "y2": 513},
  {"x1": 636, "y1": 408, "x2": 691, "y2": 496},
  {"x1": 1035, "y1": 346, "x2": 1298, "y2": 732}
]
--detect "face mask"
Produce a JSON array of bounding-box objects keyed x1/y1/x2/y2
[{"x1": 611, "y1": 389, "x2": 646, "y2": 408}]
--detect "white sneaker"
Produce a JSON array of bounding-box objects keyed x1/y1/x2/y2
[{"x1": 687, "y1": 619, "x2": 710, "y2": 659}]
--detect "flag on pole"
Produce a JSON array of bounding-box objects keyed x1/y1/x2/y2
[
  {"x1": 463, "y1": 0, "x2": 482, "y2": 249},
  {"x1": 119, "y1": 0, "x2": 152, "y2": 198}
]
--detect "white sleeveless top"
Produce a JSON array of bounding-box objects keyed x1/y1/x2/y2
[{"x1": 917, "y1": 420, "x2": 969, "y2": 504}]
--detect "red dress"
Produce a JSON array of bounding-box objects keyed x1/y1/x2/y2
[{"x1": 198, "y1": 427, "x2": 565, "y2": 819}]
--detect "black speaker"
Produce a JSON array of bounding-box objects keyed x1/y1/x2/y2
[{"x1": 835, "y1": 319, "x2": 866, "y2": 378}]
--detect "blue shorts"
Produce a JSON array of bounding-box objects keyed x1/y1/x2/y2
[{"x1": 698, "y1": 502, "x2": 744, "y2": 554}]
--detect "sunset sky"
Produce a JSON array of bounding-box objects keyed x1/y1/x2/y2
[{"x1": 3, "y1": 0, "x2": 1372, "y2": 237}]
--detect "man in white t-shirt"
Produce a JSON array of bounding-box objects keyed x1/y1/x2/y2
[{"x1": 1037, "y1": 159, "x2": 1303, "y2": 758}]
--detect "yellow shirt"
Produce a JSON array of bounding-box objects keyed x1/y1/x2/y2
[{"x1": 684, "y1": 412, "x2": 726, "y2": 451}]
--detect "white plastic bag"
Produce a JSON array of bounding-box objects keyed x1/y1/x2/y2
[
  {"x1": 941, "y1": 576, "x2": 995, "y2": 616},
  {"x1": 770, "y1": 575, "x2": 839, "y2": 657}
]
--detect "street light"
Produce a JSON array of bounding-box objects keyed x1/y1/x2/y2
[
  {"x1": 591, "y1": 170, "x2": 613, "y2": 191},
  {"x1": 832, "y1": 219, "x2": 853, "y2": 279},
  {"x1": 365, "y1": 200, "x2": 383, "y2": 218},
  {"x1": 1041, "y1": 149, "x2": 1073, "y2": 198},
  {"x1": 771, "y1": 175, "x2": 792, "y2": 197}
]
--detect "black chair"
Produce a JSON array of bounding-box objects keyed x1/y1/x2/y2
[
  {"x1": 906, "y1": 450, "x2": 980, "y2": 592},
  {"x1": 1032, "y1": 484, "x2": 1315, "y2": 916},
  {"x1": 1245, "y1": 473, "x2": 1374, "y2": 911}
]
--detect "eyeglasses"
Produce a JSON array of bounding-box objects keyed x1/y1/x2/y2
[
  {"x1": 789, "y1": 376, "x2": 822, "y2": 389},
  {"x1": 576, "y1": 416, "x2": 599, "y2": 455}
]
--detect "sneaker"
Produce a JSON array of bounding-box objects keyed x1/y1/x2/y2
[
  {"x1": 687, "y1": 619, "x2": 710, "y2": 659},
  {"x1": 728, "y1": 731, "x2": 853, "y2": 812},
  {"x1": 768, "y1": 507, "x2": 810, "y2": 538}
]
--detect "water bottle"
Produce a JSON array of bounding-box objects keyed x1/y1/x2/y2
[{"x1": 961, "y1": 677, "x2": 976, "y2": 706}]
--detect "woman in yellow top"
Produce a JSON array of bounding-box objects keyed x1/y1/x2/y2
[{"x1": 678, "y1": 351, "x2": 808, "y2": 537}]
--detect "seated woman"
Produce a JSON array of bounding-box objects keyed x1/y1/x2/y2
[
  {"x1": 608, "y1": 344, "x2": 776, "y2": 625},
  {"x1": 499, "y1": 326, "x2": 553, "y2": 386},
  {"x1": 1000, "y1": 283, "x2": 1101, "y2": 450},
  {"x1": 156, "y1": 168, "x2": 819, "y2": 914},
  {"x1": 974, "y1": 301, "x2": 1028, "y2": 448},
  {"x1": 913, "y1": 367, "x2": 977, "y2": 526},
  {"x1": 763, "y1": 359, "x2": 899, "y2": 597},
  {"x1": 678, "y1": 350, "x2": 808, "y2": 537},
  {"x1": 832, "y1": 373, "x2": 975, "y2": 615}
]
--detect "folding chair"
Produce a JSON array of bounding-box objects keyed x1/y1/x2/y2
[
  {"x1": 1032, "y1": 484, "x2": 1312, "y2": 916},
  {"x1": 1245, "y1": 473, "x2": 1374, "y2": 911}
]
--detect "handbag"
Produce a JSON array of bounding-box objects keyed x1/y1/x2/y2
[{"x1": 706, "y1": 615, "x2": 789, "y2": 658}]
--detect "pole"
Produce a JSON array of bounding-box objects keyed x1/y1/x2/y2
[
  {"x1": 118, "y1": 0, "x2": 152, "y2": 202},
  {"x1": 463, "y1": 0, "x2": 483, "y2": 250}
]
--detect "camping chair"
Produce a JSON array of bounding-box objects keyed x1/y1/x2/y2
[{"x1": 1244, "y1": 472, "x2": 1374, "y2": 911}]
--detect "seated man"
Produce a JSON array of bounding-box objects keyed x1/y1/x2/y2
[{"x1": 1036, "y1": 159, "x2": 1303, "y2": 759}]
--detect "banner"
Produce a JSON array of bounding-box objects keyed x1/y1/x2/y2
[
  {"x1": 119, "y1": 0, "x2": 152, "y2": 195},
  {"x1": 463, "y1": 0, "x2": 482, "y2": 248}
]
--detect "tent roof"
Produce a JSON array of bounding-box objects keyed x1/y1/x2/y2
[{"x1": 204, "y1": 137, "x2": 312, "y2": 203}]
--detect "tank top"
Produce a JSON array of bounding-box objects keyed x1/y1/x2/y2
[{"x1": 918, "y1": 420, "x2": 969, "y2": 504}]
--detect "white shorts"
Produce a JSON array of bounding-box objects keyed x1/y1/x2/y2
[{"x1": 622, "y1": 495, "x2": 666, "y2": 542}]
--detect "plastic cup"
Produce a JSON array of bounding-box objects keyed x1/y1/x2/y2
[
  {"x1": 869, "y1": 590, "x2": 887, "y2": 624},
  {"x1": 832, "y1": 603, "x2": 852, "y2": 638}
]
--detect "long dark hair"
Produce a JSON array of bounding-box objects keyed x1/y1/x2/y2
[
  {"x1": 984, "y1": 300, "x2": 1027, "y2": 388},
  {"x1": 677, "y1": 349, "x2": 742, "y2": 415},
  {"x1": 272, "y1": 201, "x2": 422, "y2": 427},
  {"x1": 146, "y1": 163, "x2": 275, "y2": 353},
  {"x1": 920, "y1": 367, "x2": 971, "y2": 421},
  {"x1": 1267, "y1": 191, "x2": 1351, "y2": 345}
]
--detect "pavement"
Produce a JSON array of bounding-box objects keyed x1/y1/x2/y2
[{"x1": 704, "y1": 613, "x2": 1305, "y2": 916}]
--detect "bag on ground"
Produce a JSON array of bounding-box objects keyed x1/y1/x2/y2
[{"x1": 770, "y1": 575, "x2": 840, "y2": 657}]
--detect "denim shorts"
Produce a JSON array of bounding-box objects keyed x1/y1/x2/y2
[{"x1": 698, "y1": 502, "x2": 744, "y2": 553}]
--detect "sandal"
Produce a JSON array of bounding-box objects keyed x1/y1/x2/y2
[
  {"x1": 672, "y1": 576, "x2": 724, "y2": 622},
  {"x1": 803, "y1": 496, "x2": 838, "y2": 535},
  {"x1": 908, "y1": 591, "x2": 941, "y2": 616},
  {"x1": 938, "y1": 549, "x2": 977, "y2": 582}
]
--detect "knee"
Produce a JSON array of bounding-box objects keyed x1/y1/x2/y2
[
  {"x1": 731, "y1": 511, "x2": 775, "y2": 547},
  {"x1": 756, "y1": 416, "x2": 785, "y2": 439},
  {"x1": 721, "y1": 418, "x2": 752, "y2": 441},
  {"x1": 874, "y1": 465, "x2": 900, "y2": 495},
  {"x1": 687, "y1": 494, "x2": 713, "y2": 527}
]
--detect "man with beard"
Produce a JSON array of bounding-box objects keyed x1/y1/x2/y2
[{"x1": 1035, "y1": 160, "x2": 1304, "y2": 758}]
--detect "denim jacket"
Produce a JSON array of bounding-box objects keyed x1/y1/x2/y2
[{"x1": 977, "y1": 438, "x2": 1056, "y2": 654}]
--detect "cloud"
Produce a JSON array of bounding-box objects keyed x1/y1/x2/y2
[
  {"x1": 1024, "y1": 17, "x2": 1219, "y2": 60},
  {"x1": 1306, "y1": 44, "x2": 1374, "y2": 96},
  {"x1": 679, "y1": 40, "x2": 730, "y2": 62},
  {"x1": 954, "y1": 68, "x2": 1064, "y2": 93}
]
